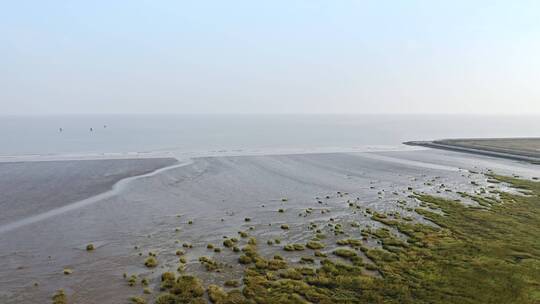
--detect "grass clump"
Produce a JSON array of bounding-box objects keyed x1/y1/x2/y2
[
  {"x1": 199, "y1": 256, "x2": 220, "y2": 272},
  {"x1": 336, "y1": 238, "x2": 363, "y2": 247},
  {"x1": 267, "y1": 258, "x2": 288, "y2": 270},
  {"x1": 207, "y1": 284, "x2": 245, "y2": 303},
  {"x1": 333, "y1": 248, "x2": 357, "y2": 258},
  {"x1": 248, "y1": 237, "x2": 257, "y2": 245},
  {"x1": 161, "y1": 272, "x2": 176, "y2": 282},
  {"x1": 155, "y1": 275, "x2": 204, "y2": 304},
  {"x1": 223, "y1": 238, "x2": 237, "y2": 248},
  {"x1": 314, "y1": 250, "x2": 327, "y2": 257},
  {"x1": 238, "y1": 255, "x2": 252, "y2": 264},
  {"x1": 306, "y1": 241, "x2": 325, "y2": 250},
  {"x1": 129, "y1": 296, "x2": 146, "y2": 304},
  {"x1": 160, "y1": 272, "x2": 176, "y2": 290},
  {"x1": 207, "y1": 284, "x2": 227, "y2": 303},
  {"x1": 300, "y1": 256, "x2": 315, "y2": 264},
  {"x1": 224, "y1": 279, "x2": 240, "y2": 287},
  {"x1": 284, "y1": 244, "x2": 305, "y2": 251},
  {"x1": 144, "y1": 256, "x2": 158, "y2": 268},
  {"x1": 52, "y1": 289, "x2": 67, "y2": 304},
  {"x1": 127, "y1": 275, "x2": 137, "y2": 286}
]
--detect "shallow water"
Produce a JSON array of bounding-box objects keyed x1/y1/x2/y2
[
  {"x1": 1, "y1": 149, "x2": 538, "y2": 303},
  {"x1": 1, "y1": 114, "x2": 540, "y2": 157}
]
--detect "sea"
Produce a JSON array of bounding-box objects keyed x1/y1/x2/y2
[{"x1": 0, "y1": 114, "x2": 539, "y2": 157}]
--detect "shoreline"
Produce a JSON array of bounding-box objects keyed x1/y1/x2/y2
[
  {"x1": 0, "y1": 144, "x2": 422, "y2": 163},
  {"x1": 404, "y1": 139, "x2": 540, "y2": 164}
]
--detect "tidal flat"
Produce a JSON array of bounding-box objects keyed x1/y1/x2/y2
[{"x1": 0, "y1": 150, "x2": 539, "y2": 303}]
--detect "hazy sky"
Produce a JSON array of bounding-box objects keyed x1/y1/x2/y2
[{"x1": 1, "y1": 1, "x2": 539, "y2": 115}]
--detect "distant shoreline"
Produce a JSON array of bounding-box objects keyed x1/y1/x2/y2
[{"x1": 404, "y1": 138, "x2": 540, "y2": 164}]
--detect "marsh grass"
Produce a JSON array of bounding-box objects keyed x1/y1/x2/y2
[
  {"x1": 53, "y1": 175, "x2": 539, "y2": 304},
  {"x1": 159, "y1": 176, "x2": 539, "y2": 303},
  {"x1": 129, "y1": 296, "x2": 146, "y2": 304},
  {"x1": 224, "y1": 280, "x2": 240, "y2": 288},
  {"x1": 155, "y1": 275, "x2": 205, "y2": 304},
  {"x1": 199, "y1": 257, "x2": 221, "y2": 272},
  {"x1": 305, "y1": 241, "x2": 325, "y2": 250},
  {"x1": 144, "y1": 257, "x2": 158, "y2": 268},
  {"x1": 357, "y1": 175, "x2": 540, "y2": 303},
  {"x1": 284, "y1": 244, "x2": 305, "y2": 251},
  {"x1": 52, "y1": 289, "x2": 67, "y2": 304}
]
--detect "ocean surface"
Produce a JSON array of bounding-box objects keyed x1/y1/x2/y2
[{"x1": 1, "y1": 114, "x2": 539, "y2": 157}]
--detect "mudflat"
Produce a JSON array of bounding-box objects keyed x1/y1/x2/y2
[
  {"x1": 0, "y1": 150, "x2": 539, "y2": 303},
  {"x1": 0, "y1": 158, "x2": 177, "y2": 226}
]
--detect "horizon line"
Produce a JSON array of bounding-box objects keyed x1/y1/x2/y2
[{"x1": 2, "y1": 112, "x2": 540, "y2": 116}]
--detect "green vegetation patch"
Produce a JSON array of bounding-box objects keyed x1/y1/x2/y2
[
  {"x1": 144, "y1": 256, "x2": 158, "y2": 268},
  {"x1": 332, "y1": 248, "x2": 357, "y2": 258},
  {"x1": 284, "y1": 243, "x2": 305, "y2": 251},
  {"x1": 155, "y1": 275, "x2": 205, "y2": 304},
  {"x1": 193, "y1": 176, "x2": 540, "y2": 303},
  {"x1": 52, "y1": 289, "x2": 67, "y2": 304},
  {"x1": 63, "y1": 175, "x2": 540, "y2": 304},
  {"x1": 129, "y1": 296, "x2": 146, "y2": 304},
  {"x1": 357, "y1": 175, "x2": 540, "y2": 303},
  {"x1": 199, "y1": 256, "x2": 221, "y2": 272},
  {"x1": 305, "y1": 241, "x2": 325, "y2": 250}
]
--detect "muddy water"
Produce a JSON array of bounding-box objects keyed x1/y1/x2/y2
[{"x1": 0, "y1": 150, "x2": 538, "y2": 303}]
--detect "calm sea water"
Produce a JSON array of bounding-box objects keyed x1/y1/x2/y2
[{"x1": 0, "y1": 114, "x2": 539, "y2": 156}]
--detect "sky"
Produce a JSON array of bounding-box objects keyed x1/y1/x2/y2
[{"x1": 1, "y1": 0, "x2": 539, "y2": 115}]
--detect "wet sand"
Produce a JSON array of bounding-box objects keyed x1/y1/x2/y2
[
  {"x1": 0, "y1": 158, "x2": 178, "y2": 227},
  {"x1": 0, "y1": 150, "x2": 538, "y2": 303}
]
